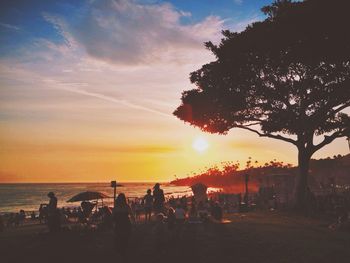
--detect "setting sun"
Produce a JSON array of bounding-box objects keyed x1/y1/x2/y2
[{"x1": 192, "y1": 137, "x2": 209, "y2": 153}]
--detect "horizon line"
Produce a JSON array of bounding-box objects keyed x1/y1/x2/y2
[{"x1": 0, "y1": 180, "x2": 170, "y2": 184}]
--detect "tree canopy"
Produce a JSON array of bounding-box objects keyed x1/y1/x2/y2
[{"x1": 173, "y1": 0, "x2": 350, "y2": 207}]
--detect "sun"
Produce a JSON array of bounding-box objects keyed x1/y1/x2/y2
[{"x1": 192, "y1": 137, "x2": 209, "y2": 153}]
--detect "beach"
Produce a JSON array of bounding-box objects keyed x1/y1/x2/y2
[
  {"x1": 1, "y1": 211, "x2": 349, "y2": 263},
  {"x1": 0, "y1": 183, "x2": 220, "y2": 214}
]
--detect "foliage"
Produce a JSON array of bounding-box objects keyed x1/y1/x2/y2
[
  {"x1": 174, "y1": 0, "x2": 350, "y2": 147},
  {"x1": 173, "y1": 0, "x2": 350, "y2": 206},
  {"x1": 171, "y1": 159, "x2": 295, "y2": 190}
]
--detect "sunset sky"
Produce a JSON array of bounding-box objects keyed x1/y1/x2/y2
[{"x1": 0, "y1": 0, "x2": 348, "y2": 183}]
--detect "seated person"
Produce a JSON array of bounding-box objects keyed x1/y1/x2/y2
[
  {"x1": 175, "y1": 204, "x2": 186, "y2": 224},
  {"x1": 81, "y1": 201, "x2": 95, "y2": 220}
]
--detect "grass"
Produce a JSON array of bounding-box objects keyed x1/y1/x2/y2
[{"x1": 0, "y1": 211, "x2": 349, "y2": 263}]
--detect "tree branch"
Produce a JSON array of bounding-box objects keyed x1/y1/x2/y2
[
  {"x1": 244, "y1": 122, "x2": 262, "y2": 127},
  {"x1": 235, "y1": 125, "x2": 298, "y2": 145},
  {"x1": 313, "y1": 130, "x2": 347, "y2": 153},
  {"x1": 332, "y1": 102, "x2": 350, "y2": 115}
]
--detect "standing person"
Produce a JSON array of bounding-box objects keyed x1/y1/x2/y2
[
  {"x1": 143, "y1": 189, "x2": 153, "y2": 223},
  {"x1": 153, "y1": 183, "x2": 165, "y2": 214},
  {"x1": 47, "y1": 192, "x2": 60, "y2": 232},
  {"x1": 0, "y1": 214, "x2": 4, "y2": 232},
  {"x1": 167, "y1": 207, "x2": 176, "y2": 231},
  {"x1": 113, "y1": 193, "x2": 135, "y2": 259},
  {"x1": 153, "y1": 213, "x2": 166, "y2": 255},
  {"x1": 211, "y1": 202, "x2": 223, "y2": 221}
]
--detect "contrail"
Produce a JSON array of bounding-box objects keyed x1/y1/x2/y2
[{"x1": 47, "y1": 81, "x2": 170, "y2": 118}]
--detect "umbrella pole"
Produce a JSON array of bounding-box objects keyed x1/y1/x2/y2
[{"x1": 110, "y1": 181, "x2": 117, "y2": 208}]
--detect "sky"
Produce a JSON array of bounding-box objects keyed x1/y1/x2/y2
[{"x1": 0, "y1": 0, "x2": 348, "y2": 183}]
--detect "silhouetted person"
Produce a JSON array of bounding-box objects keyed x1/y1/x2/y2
[
  {"x1": 81, "y1": 201, "x2": 95, "y2": 221},
  {"x1": 153, "y1": 183, "x2": 165, "y2": 214},
  {"x1": 77, "y1": 207, "x2": 85, "y2": 223},
  {"x1": 39, "y1": 204, "x2": 48, "y2": 224},
  {"x1": 47, "y1": 192, "x2": 60, "y2": 232},
  {"x1": 100, "y1": 206, "x2": 113, "y2": 229},
  {"x1": 113, "y1": 193, "x2": 135, "y2": 259},
  {"x1": 7, "y1": 213, "x2": 14, "y2": 227},
  {"x1": 175, "y1": 204, "x2": 186, "y2": 224},
  {"x1": 31, "y1": 211, "x2": 36, "y2": 220},
  {"x1": 0, "y1": 215, "x2": 4, "y2": 232},
  {"x1": 14, "y1": 213, "x2": 20, "y2": 227},
  {"x1": 165, "y1": 208, "x2": 175, "y2": 233},
  {"x1": 153, "y1": 213, "x2": 166, "y2": 254},
  {"x1": 144, "y1": 189, "x2": 153, "y2": 223},
  {"x1": 212, "y1": 202, "x2": 223, "y2": 221},
  {"x1": 188, "y1": 202, "x2": 198, "y2": 222}
]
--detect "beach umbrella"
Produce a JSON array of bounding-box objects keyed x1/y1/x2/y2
[{"x1": 67, "y1": 191, "x2": 110, "y2": 202}]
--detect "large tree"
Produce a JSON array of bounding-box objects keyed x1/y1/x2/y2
[{"x1": 174, "y1": 0, "x2": 350, "y2": 209}]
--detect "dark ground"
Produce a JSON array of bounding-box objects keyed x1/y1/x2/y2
[{"x1": 1, "y1": 212, "x2": 349, "y2": 263}]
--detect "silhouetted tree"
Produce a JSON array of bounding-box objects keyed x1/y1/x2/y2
[{"x1": 174, "y1": 0, "x2": 350, "y2": 209}]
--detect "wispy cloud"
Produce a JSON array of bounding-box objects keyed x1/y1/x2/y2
[
  {"x1": 234, "y1": 0, "x2": 243, "y2": 5},
  {"x1": 0, "y1": 22, "x2": 20, "y2": 31}
]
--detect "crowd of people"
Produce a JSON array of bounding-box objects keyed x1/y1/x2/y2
[
  {"x1": 111, "y1": 183, "x2": 223, "y2": 258},
  {"x1": 1, "y1": 181, "x2": 349, "y2": 257}
]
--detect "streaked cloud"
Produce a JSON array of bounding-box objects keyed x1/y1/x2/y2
[{"x1": 44, "y1": 79, "x2": 170, "y2": 117}]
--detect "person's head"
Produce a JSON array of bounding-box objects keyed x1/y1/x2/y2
[
  {"x1": 153, "y1": 183, "x2": 160, "y2": 190},
  {"x1": 47, "y1": 192, "x2": 55, "y2": 198},
  {"x1": 147, "y1": 189, "x2": 151, "y2": 194},
  {"x1": 115, "y1": 193, "x2": 128, "y2": 207},
  {"x1": 168, "y1": 207, "x2": 175, "y2": 215},
  {"x1": 156, "y1": 213, "x2": 165, "y2": 222}
]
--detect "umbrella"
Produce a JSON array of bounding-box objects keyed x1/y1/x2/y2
[{"x1": 67, "y1": 191, "x2": 110, "y2": 202}]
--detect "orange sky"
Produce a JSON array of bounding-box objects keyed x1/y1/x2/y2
[{"x1": 1, "y1": 113, "x2": 348, "y2": 183}]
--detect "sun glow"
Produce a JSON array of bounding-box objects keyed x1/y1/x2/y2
[{"x1": 192, "y1": 137, "x2": 209, "y2": 153}]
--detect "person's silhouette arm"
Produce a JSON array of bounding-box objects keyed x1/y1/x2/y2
[{"x1": 128, "y1": 205, "x2": 136, "y2": 223}]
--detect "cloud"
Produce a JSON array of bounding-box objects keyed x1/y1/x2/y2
[
  {"x1": 43, "y1": 0, "x2": 225, "y2": 65},
  {"x1": 226, "y1": 15, "x2": 261, "y2": 33},
  {"x1": 0, "y1": 171, "x2": 23, "y2": 182},
  {"x1": 0, "y1": 22, "x2": 20, "y2": 31},
  {"x1": 234, "y1": 0, "x2": 243, "y2": 5},
  {"x1": 42, "y1": 79, "x2": 170, "y2": 117},
  {"x1": 0, "y1": 141, "x2": 179, "y2": 154}
]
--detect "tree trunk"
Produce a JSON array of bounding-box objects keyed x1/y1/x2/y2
[{"x1": 295, "y1": 149, "x2": 311, "y2": 211}]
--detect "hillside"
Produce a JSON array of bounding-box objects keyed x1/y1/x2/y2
[{"x1": 170, "y1": 154, "x2": 350, "y2": 192}]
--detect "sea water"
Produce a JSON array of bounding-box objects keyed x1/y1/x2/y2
[{"x1": 0, "y1": 182, "x2": 218, "y2": 213}]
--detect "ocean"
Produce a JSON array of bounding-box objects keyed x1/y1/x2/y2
[{"x1": 0, "y1": 182, "x2": 218, "y2": 214}]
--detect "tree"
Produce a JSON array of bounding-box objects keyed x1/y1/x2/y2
[{"x1": 173, "y1": 0, "x2": 350, "y2": 209}]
